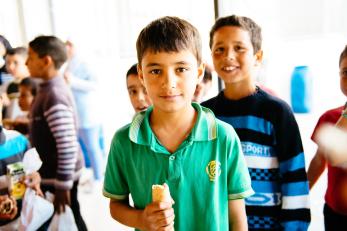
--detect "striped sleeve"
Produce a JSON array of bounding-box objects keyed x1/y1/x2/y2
[
  {"x1": 276, "y1": 105, "x2": 311, "y2": 230},
  {"x1": 44, "y1": 103, "x2": 78, "y2": 190}
]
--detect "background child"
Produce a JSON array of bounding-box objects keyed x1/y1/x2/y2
[
  {"x1": 126, "y1": 63, "x2": 152, "y2": 113},
  {"x1": 202, "y1": 15, "x2": 311, "y2": 230},
  {"x1": 4, "y1": 77, "x2": 38, "y2": 135},
  {"x1": 0, "y1": 96, "x2": 41, "y2": 230},
  {"x1": 64, "y1": 39, "x2": 105, "y2": 183},
  {"x1": 103, "y1": 16, "x2": 253, "y2": 231},
  {"x1": 26, "y1": 35, "x2": 87, "y2": 230},
  {"x1": 308, "y1": 44, "x2": 347, "y2": 230},
  {"x1": 192, "y1": 64, "x2": 213, "y2": 102},
  {"x1": 0, "y1": 35, "x2": 12, "y2": 86},
  {"x1": 3, "y1": 47, "x2": 30, "y2": 120}
]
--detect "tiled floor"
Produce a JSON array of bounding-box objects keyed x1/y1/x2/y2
[{"x1": 78, "y1": 113, "x2": 326, "y2": 231}]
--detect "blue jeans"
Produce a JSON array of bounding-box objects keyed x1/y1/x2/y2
[{"x1": 78, "y1": 126, "x2": 105, "y2": 180}]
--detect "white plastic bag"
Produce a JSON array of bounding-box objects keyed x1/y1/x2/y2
[
  {"x1": 18, "y1": 188, "x2": 54, "y2": 231},
  {"x1": 47, "y1": 205, "x2": 78, "y2": 231}
]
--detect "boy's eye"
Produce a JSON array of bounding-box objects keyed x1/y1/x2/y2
[
  {"x1": 128, "y1": 89, "x2": 137, "y2": 96},
  {"x1": 341, "y1": 70, "x2": 347, "y2": 77},
  {"x1": 149, "y1": 69, "x2": 161, "y2": 75},
  {"x1": 235, "y1": 45, "x2": 245, "y2": 52},
  {"x1": 177, "y1": 67, "x2": 188, "y2": 73},
  {"x1": 214, "y1": 47, "x2": 224, "y2": 54}
]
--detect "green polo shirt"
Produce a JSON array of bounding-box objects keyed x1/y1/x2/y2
[{"x1": 103, "y1": 103, "x2": 253, "y2": 231}]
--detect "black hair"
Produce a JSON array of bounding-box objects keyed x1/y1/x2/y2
[
  {"x1": 19, "y1": 77, "x2": 38, "y2": 96},
  {"x1": 209, "y1": 15, "x2": 262, "y2": 54},
  {"x1": 136, "y1": 16, "x2": 202, "y2": 65},
  {"x1": 29, "y1": 35, "x2": 67, "y2": 69},
  {"x1": 126, "y1": 63, "x2": 138, "y2": 79},
  {"x1": 339, "y1": 45, "x2": 347, "y2": 67},
  {"x1": 6, "y1": 47, "x2": 27, "y2": 58}
]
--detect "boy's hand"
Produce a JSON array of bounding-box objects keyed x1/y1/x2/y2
[
  {"x1": 24, "y1": 172, "x2": 43, "y2": 197},
  {"x1": 54, "y1": 189, "x2": 71, "y2": 214},
  {"x1": 140, "y1": 201, "x2": 175, "y2": 231},
  {"x1": 0, "y1": 195, "x2": 18, "y2": 220}
]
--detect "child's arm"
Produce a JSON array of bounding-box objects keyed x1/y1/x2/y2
[
  {"x1": 307, "y1": 149, "x2": 327, "y2": 189},
  {"x1": 228, "y1": 199, "x2": 248, "y2": 231},
  {"x1": 109, "y1": 198, "x2": 175, "y2": 230},
  {"x1": 44, "y1": 103, "x2": 78, "y2": 212}
]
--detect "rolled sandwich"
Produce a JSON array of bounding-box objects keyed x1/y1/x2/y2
[{"x1": 152, "y1": 183, "x2": 172, "y2": 203}]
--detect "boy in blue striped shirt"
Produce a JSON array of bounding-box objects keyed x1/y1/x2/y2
[{"x1": 202, "y1": 15, "x2": 311, "y2": 230}]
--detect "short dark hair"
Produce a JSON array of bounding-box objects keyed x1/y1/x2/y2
[
  {"x1": 209, "y1": 15, "x2": 262, "y2": 54},
  {"x1": 19, "y1": 78, "x2": 38, "y2": 96},
  {"x1": 126, "y1": 63, "x2": 138, "y2": 79},
  {"x1": 136, "y1": 16, "x2": 202, "y2": 66},
  {"x1": 0, "y1": 35, "x2": 12, "y2": 54},
  {"x1": 203, "y1": 66, "x2": 212, "y2": 83},
  {"x1": 29, "y1": 36, "x2": 67, "y2": 69},
  {"x1": 339, "y1": 45, "x2": 347, "y2": 66},
  {"x1": 7, "y1": 47, "x2": 28, "y2": 58}
]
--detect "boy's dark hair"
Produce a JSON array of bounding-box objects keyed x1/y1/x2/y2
[
  {"x1": 0, "y1": 35, "x2": 12, "y2": 54},
  {"x1": 209, "y1": 15, "x2": 262, "y2": 54},
  {"x1": 136, "y1": 16, "x2": 202, "y2": 65},
  {"x1": 7, "y1": 47, "x2": 28, "y2": 58},
  {"x1": 126, "y1": 63, "x2": 138, "y2": 79},
  {"x1": 203, "y1": 66, "x2": 212, "y2": 83},
  {"x1": 29, "y1": 36, "x2": 67, "y2": 69},
  {"x1": 19, "y1": 78, "x2": 38, "y2": 96},
  {"x1": 339, "y1": 45, "x2": 347, "y2": 66}
]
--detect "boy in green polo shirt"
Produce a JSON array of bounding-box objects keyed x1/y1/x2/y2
[{"x1": 103, "y1": 16, "x2": 254, "y2": 231}]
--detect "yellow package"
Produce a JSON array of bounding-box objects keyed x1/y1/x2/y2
[{"x1": 7, "y1": 162, "x2": 26, "y2": 199}]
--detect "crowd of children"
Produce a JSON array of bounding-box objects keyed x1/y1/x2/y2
[{"x1": 1, "y1": 12, "x2": 347, "y2": 231}]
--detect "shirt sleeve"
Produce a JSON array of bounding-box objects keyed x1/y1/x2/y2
[
  {"x1": 44, "y1": 103, "x2": 78, "y2": 190},
  {"x1": 226, "y1": 126, "x2": 254, "y2": 200},
  {"x1": 103, "y1": 131, "x2": 129, "y2": 200},
  {"x1": 275, "y1": 104, "x2": 311, "y2": 230}
]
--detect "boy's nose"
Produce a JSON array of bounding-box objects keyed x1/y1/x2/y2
[
  {"x1": 162, "y1": 71, "x2": 177, "y2": 89},
  {"x1": 138, "y1": 91, "x2": 146, "y2": 101},
  {"x1": 226, "y1": 49, "x2": 236, "y2": 60}
]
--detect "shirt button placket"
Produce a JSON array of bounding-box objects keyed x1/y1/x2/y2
[{"x1": 168, "y1": 154, "x2": 180, "y2": 181}]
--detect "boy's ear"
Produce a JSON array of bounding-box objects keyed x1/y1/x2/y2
[
  {"x1": 254, "y1": 50, "x2": 263, "y2": 66},
  {"x1": 43, "y1": 55, "x2": 53, "y2": 67},
  {"x1": 197, "y1": 62, "x2": 205, "y2": 83},
  {"x1": 137, "y1": 64, "x2": 145, "y2": 84}
]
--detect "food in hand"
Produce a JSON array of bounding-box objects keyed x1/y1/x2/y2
[
  {"x1": 0, "y1": 197, "x2": 14, "y2": 214},
  {"x1": 152, "y1": 183, "x2": 172, "y2": 203}
]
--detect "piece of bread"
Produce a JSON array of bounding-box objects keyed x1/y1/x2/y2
[
  {"x1": 152, "y1": 183, "x2": 172, "y2": 203},
  {"x1": 0, "y1": 197, "x2": 14, "y2": 214},
  {"x1": 315, "y1": 124, "x2": 347, "y2": 168}
]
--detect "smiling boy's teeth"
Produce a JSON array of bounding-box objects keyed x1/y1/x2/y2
[{"x1": 223, "y1": 66, "x2": 235, "y2": 71}]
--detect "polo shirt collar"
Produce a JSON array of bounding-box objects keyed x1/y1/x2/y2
[{"x1": 129, "y1": 102, "x2": 217, "y2": 148}]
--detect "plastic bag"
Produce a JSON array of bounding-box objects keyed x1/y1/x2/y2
[
  {"x1": 18, "y1": 188, "x2": 54, "y2": 231},
  {"x1": 47, "y1": 205, "x2": 78, "y2": 231}
]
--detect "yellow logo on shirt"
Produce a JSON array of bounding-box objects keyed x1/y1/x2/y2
[{"x1": 206, "y1": 160, "x2": 221, "y2": 181}]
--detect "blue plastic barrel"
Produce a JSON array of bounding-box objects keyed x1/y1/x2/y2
[{"x1": 290, "y1": 65, "x2": 312, "y2": 113}]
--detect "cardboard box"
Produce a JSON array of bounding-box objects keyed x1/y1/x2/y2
[{"x1": 7, "y1": 162, "x2": 26, "y2": 199}]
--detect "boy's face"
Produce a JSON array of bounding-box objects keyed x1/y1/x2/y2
[
  {"x1": 127, "y1": 73, "x2": 152, "y2": 113},
  {"x1": 211, "y1": 26, "x2": 262, "y2": 85},
  {"x1": 340, "y1": 57, "x2": 347, "y2": 97},
  {"x1": 138, "y1": 50, "x2": 203, "y2": 113},
  {"x1": 26, "y1": 48, "x2": 45, "y2": 78},
  {"x1": 18, "y1": 85, "x2": 34, "y2": 112},
  {"x1": 5, "y1": 54, "x2": 29, "y2": 79}
]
